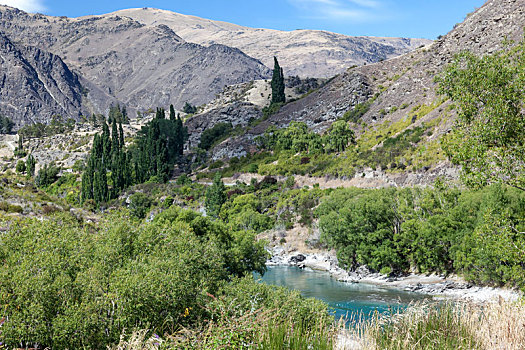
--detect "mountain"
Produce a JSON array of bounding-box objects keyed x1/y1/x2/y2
[
  {"x1": 0, "y1": 32, "x2": 84, "y2": 126},
  {"x1": 261, "y1": 0, "x2": 524, "y2": 132},
  {"x1": 0, "y1": 6, "x2": 271, "y2": 125},
  {"x1": 193, "y1": 0, "x2": 524, "y2": 170},
  {"x1": 111, "y1": 8, "x2": 432, "y2": 78}
]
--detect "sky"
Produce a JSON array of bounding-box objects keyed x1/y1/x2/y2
[{"x1": 0, "y1": 0, "x2": 486, "y2": 39}]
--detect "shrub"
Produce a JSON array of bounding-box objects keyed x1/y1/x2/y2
[
  {"x1": 128, "y1": 192, "x2": 152, "y2": 219},
  {"x1": 16, "y1": 160, "x2": 26, "y2": 173},
  {"x1": 199, "y1": 122, "x2": 233, "y2": 150}
]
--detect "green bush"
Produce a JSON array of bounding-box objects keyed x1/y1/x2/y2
[
  {"x1": 128, "y1": 192, "x2": 152, "y2": 219},
  {"x1": 0, "y1": 208, "x2": 270, "y2": 349},
  {"x1": 199, "y1": 122, "x2": 233, "y2": 150}
]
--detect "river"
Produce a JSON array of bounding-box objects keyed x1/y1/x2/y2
[{"x1": 258, "y1": 265, "x2": 431, "y2": 322}]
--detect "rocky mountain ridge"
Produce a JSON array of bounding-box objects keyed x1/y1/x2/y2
[
  {"x1": 0, "y1": 32, "x2": 84, "y2": 124},
  {"x1": 0, "y1": 5, "x2": 271, "y2": 126},
  {"x1": 198, "y1": 0, "x2": 524, "y2": 166},
  {"x1": 110, "y1": 7, "x2": 432, "y2": 78}
]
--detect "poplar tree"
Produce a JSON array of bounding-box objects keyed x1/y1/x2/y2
[
  {"x1": 205, "y1": 173, "x2": 227, "y2": 218},
  {"x1": 26, "y1": 154, "x2": 36, "y2": 178},
  {"x1": 102, "y1": 121, "x2": 111, "y2": 168},
  {"x1": 169, "y1": 104, "x2": 176, "y2": 121},
  {"x1": 271, "y1": 57, "x2": 286, "y2": 104}
]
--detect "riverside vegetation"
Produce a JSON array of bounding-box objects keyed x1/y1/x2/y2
[{"x1": 0, "y1": 34, "x2": 524, "y2": 350}]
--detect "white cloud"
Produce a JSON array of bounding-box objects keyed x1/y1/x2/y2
[
  {"x1": 289, "y1": 0, "x2": 385, "y2": 21},
  {"x1": 0, "y1": 0, "x2": 46, "y2": 13}
]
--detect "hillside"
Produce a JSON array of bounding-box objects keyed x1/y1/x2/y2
[
  {"x1": 0, "y1": 6, "x2": 271, "y2": 125},
  {"x1": 193, "y1": 0, "x2": 523, "y2": 183},
  {"x1": 112, "y1": 7, "x2": 432, "y2": 78},
  {"x1": 0, "y1": 32, "x2": 84, "y2": 124}
]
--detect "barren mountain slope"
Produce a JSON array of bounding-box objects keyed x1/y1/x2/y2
[
  {"x1": 0, "y1": 32, "x2": 84, "y2": 126},
  {"x1": 193, "y1": 0, "x2": 523, "y2": 167},
  {"x1": 259, "y1": 0, "x2": 524, "y2": 136},
  {"x1": 0, "y1": 6, "x2": 270, "y2": 123},
  {"x1": 111, "y1": 8, "x2": 432, "y2": 78}
]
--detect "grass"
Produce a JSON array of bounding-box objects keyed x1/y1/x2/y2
[
  {"x1": 345, "y1": 300, "x2": 525, "y2": 350},
  {"x1": 109, "y1": 300, "x2": 525, "y2": 349},
  {"x1": 110, "y1": 309, "x2": 335, "y2": 350}
]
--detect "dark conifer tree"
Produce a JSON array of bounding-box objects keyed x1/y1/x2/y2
[
  {"x1": 271, "y1": 57, "x2": 286, "y2": 104},
  {"x1": 169, "y1": 104, "x2": 176, "y2": 121},
  {"x1": 102, "y1": 121, "x2": 111, "y2": 168},
  {"x1": 156, "y1": 108, "x2": 165, "y2": 119},
  {"x1": 121, "y1": 106, "x2": 129, "y2": 124},
  {"x1": 118, "y1": 121, "x2": 124, "y2": 150}
]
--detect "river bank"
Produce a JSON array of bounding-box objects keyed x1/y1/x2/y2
[{"x1": 267, "y1": 246, "x2": 522, "y2": 303}]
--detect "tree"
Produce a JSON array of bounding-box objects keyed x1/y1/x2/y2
[
  {"x1": 271, "y1": 57, "x2": 286, "y2": 104},
  {"x1": 325, "y1": 120, "x2": 356, "y2": 153},
  {"x1": 169, "y1": 104, "x2": 176, "y2": 121},
  {"x1": 205, "y1": 173, "x2": 227, "y2": 218},
  {"x1": 155, "y1": 107, "x2": 165, "y2": 119},
  {"x1": 0, "y1": 115, "x2": 14, "y2": 134},
  {"x1": 437, "y1": 40, "x2": 525, "y2": 191},
  {"x1": 183, "y1": 102, "x2": 197, "y2": 115},
  {"x1": 26, "y1": 154, "x2": 36, "y2": 178},
  {"x1": 35, "y1": 163, "x2": 60, "y2": 187},
  {"x1": 102, "y1": 121, "x2": 111, "y2": 168},
  {"x1": 16, "y1": 160, "x2": 26, "y2": 173}
]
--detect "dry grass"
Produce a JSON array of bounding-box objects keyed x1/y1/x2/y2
[
  {"x1": 111, "y1": 300, "x2": 525, "y2": 350},
  {"x1": 339, "y1": 299, "x2": 525, "y2": 350}
]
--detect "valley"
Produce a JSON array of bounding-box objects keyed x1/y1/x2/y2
[{"x1": 0, "y1": 0, "x2": 524, "y2": 349}]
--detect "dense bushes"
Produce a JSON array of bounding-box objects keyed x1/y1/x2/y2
[
  {"x1": 199, "y1": 122, "x2": 233, "y2": 150},
  {"x1": 0, "y1": 207, "x2": 273, "y2": 348},
  {"x1": 317, "y1": 184, "x2": 525, "y2": 287},
  {"x1": 0, "y1": 115, "x2": 14, "y2": 134}
]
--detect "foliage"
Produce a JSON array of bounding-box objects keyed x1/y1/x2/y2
[
  {"x1": 324, "y1": 120, "x2": 356, "y2": 153},
  {"x1": 183, "y1": 102, "x2": 197, "y2": 114},
  {"x1": 108, "y1": 104, "x2": 129, "y2": 124},
  {"x1": 342, "y1": 94, "x2": 378, "y2": 122},
  {"x1": 0, "y1": 115, "x2": 14, "y2": 134},
  {"x1": 257, "y1": 121, "x2": 355, "y2": 156},
  {"x1": 271, "y1": 57, "x2": 286, "y2": 104},
  {"x1": 0, "y1": 208, "x2": 270, "y2": 349},
  {"x1": 35, "y1": 162, "x2": 60, "y2": 187},
  {"x1": 317, "y1": 185, "x2": 525, "y2": 284},
  {"x1": 437, "y1": 40, "x2": 525, "y2": 191},
  {"x1": 18, "y1": 116, "x2": 76, "y2": 139},
  {"x1": 15, "y1": 160, "x2": 26, "y2": 173},
  {"x1": 205, "y1": 173, "x2": 227, "y2": 217},
  {"x1": 128, "y1": 192, "x2": 153, "y2": 219},
  {"x1": 198, "y1": 122, "x2": 233, "y2": 151},
  {"x1": 25, "y1": 154, "x2": 36, "y2": 178}
]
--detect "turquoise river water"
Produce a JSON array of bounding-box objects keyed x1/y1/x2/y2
[{"x1": 258, "y1": 266, "x2": 430, "y2": 322}]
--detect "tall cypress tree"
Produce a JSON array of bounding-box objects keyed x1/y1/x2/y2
[
  {"x1": 118, "y1": 121, "x2": 124, "y2": 150},
  {"x1": 271, "y1": 56, "x2": 286, "y2": 104},
  {"x1": 102, "y1": 121, "x2": 111, "y2": 168},
  {"x1": 169, "y1": 104, "x2": 176, "y2": 121}
]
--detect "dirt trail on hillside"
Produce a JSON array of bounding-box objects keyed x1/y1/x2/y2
[
  {"x1": 223, "y1": 162, "x2": 458, "y2": 190},
  {"x1": 0, "y1": 134, "x2": 16, "y2": 158}
]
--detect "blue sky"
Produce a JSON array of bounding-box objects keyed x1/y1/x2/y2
[{"x1": 1, "y1": 0, "x2": 486, "y2": 39}]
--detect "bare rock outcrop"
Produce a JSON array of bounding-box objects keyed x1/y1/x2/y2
[
  {"x1": 0, "y1": 32, "x2": 84, "y2": 126},
  {"x1": 0, "y1": 6, "x2": 271, "y2": 125}
]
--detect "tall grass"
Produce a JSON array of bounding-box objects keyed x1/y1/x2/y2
[
  {"x1": 340, "y1": 300, "x2": 525, "y2": 350},
  {"x1": 110, "y1": 305, "x2": 334, "y2": 349},
  {"x1": 111, "y1": 300, "x2": 525, "y2": 350}
]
